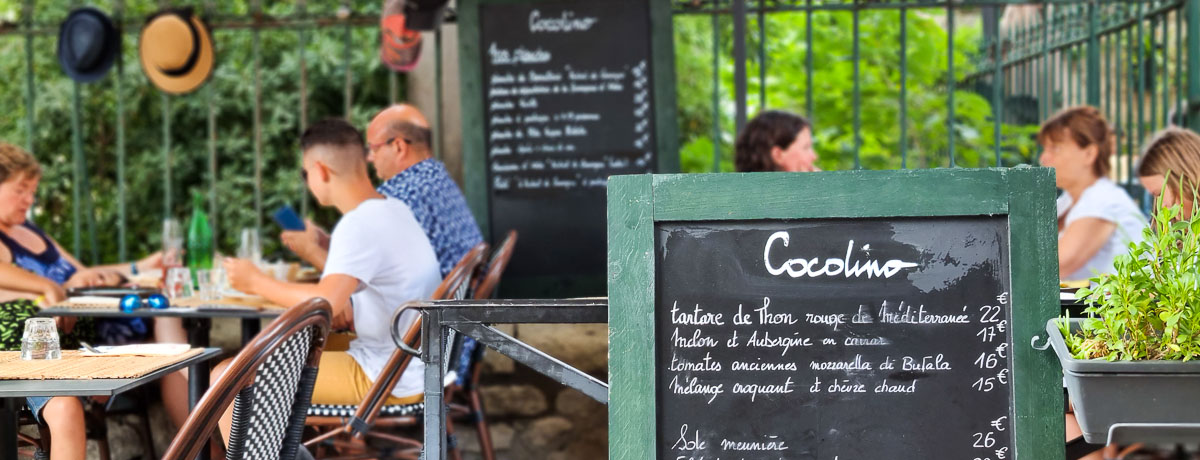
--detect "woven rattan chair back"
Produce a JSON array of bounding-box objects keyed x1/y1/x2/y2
[{"x1": 162, "y1": 298, "x2": 332, "y2": 460}]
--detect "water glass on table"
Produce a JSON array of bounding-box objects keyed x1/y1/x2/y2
[
  {"x1": 164, "y1": 267, "x2": 193, "y2": 299},
  {"x1": 238, "y1": 228, "x2": 262, "y2": 265},
  {"x1": 21, "y1": 318, "x2": 61, "y2": 360},
  {"x1": 162, "y1": 218, "x2": 185, "y2": 277},
  {"x1": 195, "y1": 268, "x2": 218, "y2": 301}
]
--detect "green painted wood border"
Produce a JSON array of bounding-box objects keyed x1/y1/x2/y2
[
  {"x1": 459, "y1": 0, "x2": 679, "y2": 296},
  {"x1": 1007, "y1": 168, "x2": 1067, "y2": 459},
  {"x1": 458, "y1": 0, "x2": 489, "y2": 239},
  {"x1": 607, "y1": 174, "x2": 656, "y2": 458},
  {"x1": 607, "y1": 167, "x2": 1062, "y2": 459}
]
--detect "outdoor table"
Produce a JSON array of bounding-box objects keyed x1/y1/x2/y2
[
  {"x1": 0, "y1": 347, "x2": 221, "y2": 460},
  {"x1": 39, "y1": 302, "x2": 283, "y2": 413},
  {"x1": 405, "y1": 298, "x2": 609, "y2": 460}
]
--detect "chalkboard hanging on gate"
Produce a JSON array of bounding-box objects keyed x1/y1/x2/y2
[
  {"x1": 608, "y1": 169, "x2": 1063, "y2": 459},
  {"x1": 458, "y1": 0, "x2": 679, "y2": 297}
]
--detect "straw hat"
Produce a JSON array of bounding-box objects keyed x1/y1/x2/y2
[
  {"x1": 57, "y1": 7, "x2": 120, "y2": 83},
  {"x1": 138, "y1": 8, "x2": 214, "y2": 95}
]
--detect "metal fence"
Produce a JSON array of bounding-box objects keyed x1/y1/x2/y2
[
  {"x1": 0, "y1": 0, "x2": 445, "y2": 264},
  {"x1": 674, "y1": 0, "x2": 1198, "y2": 188},
  {"x1": 5, "y1": 0, "x2": 1197, "y2": 263}
]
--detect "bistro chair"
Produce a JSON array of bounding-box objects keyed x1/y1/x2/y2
[
  {"x1": 161, "y1": 298, "x2": 333, "y2": 460},
  {"x1": 449, "y1": 230, "x2": 517, "y2": 460},
  {"x1": 303, "y1": 242, "x2": 488, "y2": 459}
]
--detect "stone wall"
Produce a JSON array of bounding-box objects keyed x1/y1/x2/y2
[{"x1": 456, "y1": 323, "x2": 609, "y2": 460}]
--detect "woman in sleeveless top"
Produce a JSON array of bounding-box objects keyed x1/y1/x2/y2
[{"x1": 0, "y1": 143, "x2": 160, "y2": 460}]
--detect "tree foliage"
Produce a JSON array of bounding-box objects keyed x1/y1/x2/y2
[
  {"x1": 0, "y1": 0, "x2": 399, "y2": 264},
  {"x1": 673, "y1": 9, "x2": 1039, "y2": 173}
]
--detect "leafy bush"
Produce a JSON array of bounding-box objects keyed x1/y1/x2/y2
[
  {"x1": 1067, "y1": 190, "x2": 1200, "y2": 361},
  {"x1": 0, "y1": 0, "x2": 398, "y2": 265},
  {"x1": 673, "y1": 9, "x2": 1040, "y2": 173}
]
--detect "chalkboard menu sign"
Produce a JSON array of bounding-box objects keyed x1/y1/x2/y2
[
  {"x1": 460, "y1": 0, "x2": 678, "y2": 296},
  {"x1": 658, "y1": 218, "x2": 1013, "y2": 458},
  {"x1": 608, "y1": 170, "x2": 1063, "y2": 459}
]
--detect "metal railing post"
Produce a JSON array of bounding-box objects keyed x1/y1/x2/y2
[
  {"x1": 1088, "y1": 1, "x2": 1101, "y2": 106},
  {"x1": 732, "y1": 0, "x2": 747, "y2": 135}
]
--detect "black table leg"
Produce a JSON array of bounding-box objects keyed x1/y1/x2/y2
[
  {"x1": 240, "y1": 318, "x2": 261, "y2": 345},
  {"x1": 184, "y1": 317, "x2": 212, "y2": 460},
  {"x1": 1, "y1": 397, "x2": 19, "y2": 460}
]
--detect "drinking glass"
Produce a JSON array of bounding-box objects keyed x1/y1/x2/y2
[
  {"x1": 162, "y1": 218, "x2": 185, "y2": 278},
  {"x1": 164, "y1": 267, "x2": 193, "y2": 299},
  {"x1": 237, "y1": 228, "x2": 262, "y2": 265},
  {"x1": 195, "y1": 268, "x2": 217, "y2": 300},
  {"x1": 21, "y1": 318, "x2": 61, "y2": 360}
]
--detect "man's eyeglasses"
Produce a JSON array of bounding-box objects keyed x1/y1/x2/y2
[{"x1": 367, "y1": 137, "x2": 413, "y2": 152}]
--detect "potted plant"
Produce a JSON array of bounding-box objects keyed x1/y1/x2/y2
[{"x1": 1045, "y1": 193, "x2": 1200, "y2": 444}]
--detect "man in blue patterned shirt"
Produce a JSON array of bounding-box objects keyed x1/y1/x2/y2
[
  {"x1": 366, "y1": 104, "x2": 484, "y2": 276},
  {"x1": 282, "y1": 105, "x2": 483, "y2": 278}
]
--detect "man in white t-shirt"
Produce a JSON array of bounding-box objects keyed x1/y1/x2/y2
[{"x1": 216, "y1": 118, "x2": 442, "y2": 440}]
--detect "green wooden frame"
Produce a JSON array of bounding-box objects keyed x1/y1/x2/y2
[
  {"x1": 458, "y1": 0, "x2": 679, "y2": 295},
  {"x1": 607, "y1": 168, "x2": 1063, "y2": 459}
]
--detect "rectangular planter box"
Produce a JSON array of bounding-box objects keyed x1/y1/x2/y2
[{"x1": 1046, "y1": 319, "x2": 1200, "y2": 443}]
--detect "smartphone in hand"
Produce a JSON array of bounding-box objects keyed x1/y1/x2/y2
[{"x1": 273, "y1": 205, "x2": 306, "y2": 231}]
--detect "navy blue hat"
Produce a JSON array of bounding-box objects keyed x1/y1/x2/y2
[{"x1": 57, "y1": 7, "x2": 120, "y2": 83}]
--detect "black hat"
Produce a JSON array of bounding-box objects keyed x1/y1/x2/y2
[{"x1": 57, "y1": 7, "x2": 120, "y2": 83}]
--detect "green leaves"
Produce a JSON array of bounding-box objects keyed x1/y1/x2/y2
[
  {"x1": 1073, "y1": 194, "x2": 1200, "y2": 361},
  {"x1": 0, "y1": 0, "x2": 396, "y2": 263},
  {"x1": 673, "y1": 9, "x2": 1039, "y2": 173}
]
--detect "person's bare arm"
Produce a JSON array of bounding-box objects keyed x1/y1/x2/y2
[
  {"x1": 91, "y1": 251, "x2": 164, "y2": 277},
  {"x1": 1058, "y1": 217, "x2": 1118, "y2": 279},
  {"x1": 225, "y1": 257, "x2": 356, "y2": 329},
  {"x1": 48, "y1": 239, "x2": 123, "y2": 287},
  {"x1": 0, "y1": 258, "x2": 65, "y2": 303},
  {"x1": 281, "y1": 220, "x2": 330, "y2": 271}
]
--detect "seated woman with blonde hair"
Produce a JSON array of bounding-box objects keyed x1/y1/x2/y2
[
  {"x1": 1038, "y1": 106, "x2": 1146, "y2": 281},
  {"x1": 1137, "y1": 127, "x2": 1200, "y2": 219}
]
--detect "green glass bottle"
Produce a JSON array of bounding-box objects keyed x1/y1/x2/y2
[{"x1": 186, "y1": 192, "x2": 213, "y2": 272}]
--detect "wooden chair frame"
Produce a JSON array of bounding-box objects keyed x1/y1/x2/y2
[
  {"x1": 162, "y1": 298, "x2": 333, "y2": 460},
  {"x1": 303, "y1": 242, "x2": 489, "y2": 459}
]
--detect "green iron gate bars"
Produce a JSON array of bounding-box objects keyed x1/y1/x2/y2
[
  {"x1": 673, "y1": 0, "x2": 1200, "y2": 178},
  {"x1": 0, "y1": 0, "x2": 442, "y2": 265},
  {"x1": 967, "y1": 1, "x2": 1193, "y2": 199}
]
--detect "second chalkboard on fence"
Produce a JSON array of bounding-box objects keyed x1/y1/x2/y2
[{"x1": 459, "y1": 0, "x2": 679, "y2": 297}]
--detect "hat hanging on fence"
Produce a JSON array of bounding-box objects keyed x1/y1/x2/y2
[
  {"x1": 381, "y1": 0, "x2": 424, "y2": 72},
  {"x1": 138, "y1": 8, "x2": 214, "y2": 95},
  {"x1": 57, "y1": 7, "x2": 120, "y2": 83}
]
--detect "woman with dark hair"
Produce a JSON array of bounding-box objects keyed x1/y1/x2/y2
[{"x1": 734, "y1": 110, "x2": 819, "y2": 172}]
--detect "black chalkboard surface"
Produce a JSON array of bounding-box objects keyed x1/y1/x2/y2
[
  {"x1": 460, "y1": 0, "x2": 678, "y2": 297},
  {"x1": 656, "y1": 218, "x2": 1014, "y2": 459},
  {"x1": 607, "y1": 170, "x2": 1063, "y2": 460}
]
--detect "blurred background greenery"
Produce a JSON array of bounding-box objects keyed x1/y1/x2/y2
[{"x1": 0, "y1": 1, "x2": 1036, "y2": 265}]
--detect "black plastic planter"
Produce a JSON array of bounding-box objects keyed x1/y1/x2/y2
[{"x1": 1045, "y1": 319, "x2": 1200, "y2": 444}]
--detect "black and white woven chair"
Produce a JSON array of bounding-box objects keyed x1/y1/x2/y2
[
  {"x1": 162, "y1": 298, "x2": 333, "y2": 460},
  {"x1": 303, "y1": 242, "x2": 488, "y2": 460},
  {"x1": 448, "y1": 230, "x2": 517, "y2": 460}
]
